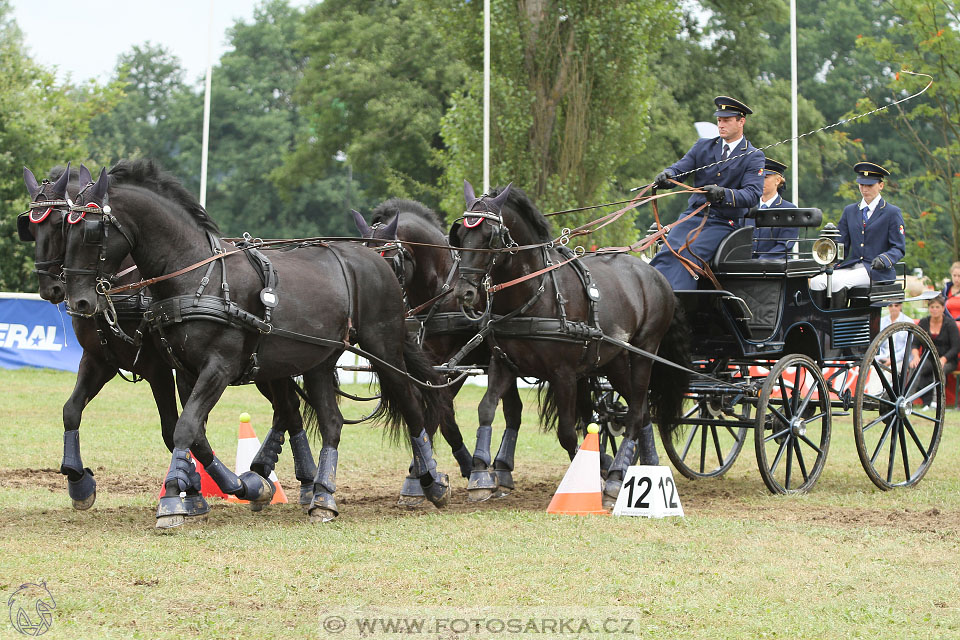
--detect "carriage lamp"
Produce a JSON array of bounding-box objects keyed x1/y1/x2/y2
[
  {"x1": 644, "y1": 222, "x2": 660, "y2": 261},
  {"x1": 812, "y1": 223, "x2": 843, "y2": 266}
]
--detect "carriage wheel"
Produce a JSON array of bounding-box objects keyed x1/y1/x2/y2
[
  {"x1": 754, "y1": 354, "x2": 831, "y2": 494},
  {"x1": 659, "y1": 395, "x2": 748, "y2": 479},
  {"x1": 854, "y1": 322, "x2": 944, "y2": 490}
]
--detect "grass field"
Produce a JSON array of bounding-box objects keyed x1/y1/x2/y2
[{"x1": 1, "y1": 367, "x2": 958, "y2": 639}]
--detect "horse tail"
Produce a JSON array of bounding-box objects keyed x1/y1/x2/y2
[
  {"x1": 375, "y1": 336, "x2": 449, "y2": 445},
  {"x1": 649, "y1": 298, "x2": 692, "y2": 433},
  {"x1": 537, "y1": 381, "x2": 558, "y2": 431}
]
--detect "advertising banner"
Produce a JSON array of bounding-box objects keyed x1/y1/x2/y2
[{"x1": 0, "y1": 294, "x2": 82, "y2": 372}]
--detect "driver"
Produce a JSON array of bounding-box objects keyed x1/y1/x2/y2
[{"x1": 649, "y1": 96, "x2": 765, "y2": 289}]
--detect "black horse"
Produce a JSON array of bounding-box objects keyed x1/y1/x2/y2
[
  {"x1": 21, "y1": 164, "x2": 317, "y2": 516},
  {"x1": 451, "y1": 181, "x2": 690, "y2": 507},
  {"x1": 353, "y1": 200, "x2": 532, "y2": 502},
  {"x1": 61, "y1": 161, "x2": 449, "y2": 526}
]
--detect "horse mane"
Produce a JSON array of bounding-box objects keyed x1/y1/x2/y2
[
  {"x1": 489, "y1": 185, "x2": 552, "y2": 242},
  {"x1": 107, "y1": 159, "x2": 221, "y2": 234},
  {"x1": 370, "y1": 198, "x2": 443, "y2": 230}
]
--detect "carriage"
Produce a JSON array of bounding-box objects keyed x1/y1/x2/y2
[{"x1": 590, "y1": 206, "x2": 944, "y2": 494}]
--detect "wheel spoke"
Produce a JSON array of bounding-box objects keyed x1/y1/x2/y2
[
  {"x1": 711, "y1": 427, "x2": 724, "y2": 467},
  {"x1": 902, "y1": 416, "x2": 931, "y2": 464},
  {"x1": 861, "y1": 405, "x2": 897, "y2": 432},
  {"x1": 898, "y1": 422, "x2": 912, "y2": 482},
  {"x1": 870, "y1": 420, "x2": 894, "y2": 465},
  {"x1": 764, "y1": 426, "x2": 791, "y2": 443},
  {"x1": 792, "y1": 437, "x2": 809, "y2": 482},
  {"x1": 699, "y1": 421, "x2": 708, "y2": 473},
  {"x1": 886, "y1": 416, "x2": 900, "y2": 484},
  {"x1": 784, "y1": 435, "x2": 795, "y2": 489},
  {"x1": 778, "y1": 376, "x2": 792, "y2": 418},
  {"x1": 679, "y1": 424, "x2": 700, "y2": 462},
  {"x1": 769, "y1": 435, "x2": 789, "y2": 474},
  {"x1": 798, "y1": 433, "x2": 824, "y2": 456},
  {"x1": 903, "y1": 349, "x2": 935, "y2": 398}
]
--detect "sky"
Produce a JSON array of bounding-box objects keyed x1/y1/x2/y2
[{"x1": 9, "y1": 0, "x2": 310, "y2": 86}]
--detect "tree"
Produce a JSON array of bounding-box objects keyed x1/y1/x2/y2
[
  {"x1": 854, "y1": 0, "x2": 960, "y2": 278},
  {"x1": 430, "y1": 0, "x2": 678, "y2": 248},
  {"x1": 0, "y1": 1, "x2": 119, "y2": 291},
  {"x1": 277, "y1": 0, "x2": 470, "y2": 214}
]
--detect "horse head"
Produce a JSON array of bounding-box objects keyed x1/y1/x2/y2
[
  {"x1": 450, "y1": 179, "x2": 514, "y2": 310},
  {"x1": 62, "y1": 167, "x2": 130, "y2": 317},
  {"x1": 20, "y1": 163, "x2": 80, "y2": 304}
]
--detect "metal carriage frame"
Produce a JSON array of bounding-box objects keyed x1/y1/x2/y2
[{"x1": 593, "y1": 207, "x2": 945, "y2": 494}]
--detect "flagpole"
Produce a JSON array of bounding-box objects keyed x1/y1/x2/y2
[
  {"x1": 199, "y1": 0, "x2": 214, "y2": 208},
  {"x1": 483, "y1": 0, "x2": 490, "y2": 193},
  {"x1": 790, "y1": 0, "x2": 799, "y2": 204}
]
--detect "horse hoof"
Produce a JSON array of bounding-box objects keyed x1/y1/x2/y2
[
  {"x1": 397, "y1": 494, "x2": 426, "y2": 508},
  {"x1": 239, "y1": 471, "x2": 274, "y2": 504},
  {"x1": 493, "y1": 487, "x2": 512, "y2": 499},
  {"x1": 309, "y1": 507, "x2": 337, "y2": 523},
  {"x1": 71, "y1": 492, "x2": 96, "y2": 511},
  {"x1": 423, "y1": 473, "x2": 449, "y2": 508},
  {"x1": 467, "y1": 487, "x2": 495, "y2": 502},
  {"x1": 249, "y1": 502, "x2": 265, "y2": 513},
  {"x1": 155, "y1": 514, "x2": 185, "y2": 530},
  {"x1": 601, "y1": 492, "x2": 618, "y2": 511}
]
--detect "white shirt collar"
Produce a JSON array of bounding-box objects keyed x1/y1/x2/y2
[
  {"x1": 859, "y1": 194, "x2": 882, "y2": 217},
  {"x1": 759, "y1": 194, "x2": 778, "y2": 208},
  {"x1": 722, "y1": 137, "x2": 743, "y2": 153}
]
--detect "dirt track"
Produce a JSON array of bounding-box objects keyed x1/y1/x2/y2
[{"x1": 3, "y1": 465, "x2": 958, "y2": 535}]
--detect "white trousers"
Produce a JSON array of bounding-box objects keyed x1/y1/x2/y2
[{"x1": 809, "y1": 264, "x2": 871, "y2": 292}]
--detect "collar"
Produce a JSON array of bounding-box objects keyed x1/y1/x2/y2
[
  {"x1": 720, "y1": 136, "x2": 743, "y2": 153},
  {"x1": 859, "y1": 195, "x2": 882, "y2": 216},
  {"x1": 760, "y1": 194, "x2": 779, "y2": 208}
]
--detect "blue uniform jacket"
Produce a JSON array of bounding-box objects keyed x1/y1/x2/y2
[
  {"x1": 837, "y1": 197, "x2": 905, "y2": 282},
  {"x1": 666, "y1": 136, "x2": 765, "y2": 222},
  {"x1": 651, "y1": 136, "x2": 764, "y2": 290},
  {"x1": 746, "y1": 195, "x2": 798, "y2": 259}
]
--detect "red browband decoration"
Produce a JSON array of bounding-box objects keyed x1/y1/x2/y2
[
  {"x1": 67, "y1": 203, "x2": 100, "y2": 225},
  {"x1": 29, "y1": 207, "x2": 53, "y2": 224}
]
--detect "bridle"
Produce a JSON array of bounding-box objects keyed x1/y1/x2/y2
[
  {"x1": 366, "y1": 221, "x2": 414, "y2": 291},
  {"x1": 61, "y1": 188, "x2": 137, "y2": 317},
  {"x1": 18, "y1": 182, "x2": 72, "y2": 280}
]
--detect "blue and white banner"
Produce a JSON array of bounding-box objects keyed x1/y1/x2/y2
[{"x1": 0, "y1": 293, "x2": 81, "y2": 372}]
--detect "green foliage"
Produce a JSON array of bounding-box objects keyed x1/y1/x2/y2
[
  {"x1": 429, "y1": 0, "x2": 678, "y2": 248},
  {"x1": 853, "y1": 0, "x2": 960, "y2": 281},
  {"x1": 279, "y1": 0, "x2": 470, "y2": 215},
  {"x1": 0, "y1": 0, "x2": 120, "y2": 292}
]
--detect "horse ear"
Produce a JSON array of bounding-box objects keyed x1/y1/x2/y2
[
  {"x1": 463, "y1": 179, "x2": 476, "y2": 206},
  {"x1": 89, "y1": 167, "x2": 109, "y2": 204},
  {"x1": 51, "y1": 161, "x2": 71, "y2": 196},
  {"x1": 448, "y1": 222, "x2": 462, "y2": 248},
  {"x1": 383, "y1": 213, "x2": 399, "y2": 240},
  {"x1": 78, "y1": 163, "x2": 92, "y2": 187},
  {"x1": 490, "y1": 182, "x2": 513, "y2": 210},
  {"x1": 350, "y1": 209, "x2": 372, "y2": 237},
  {"x1": 23, "y1": 167, "x2": 40, "y2": 199}
]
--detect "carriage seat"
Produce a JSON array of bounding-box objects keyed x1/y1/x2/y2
[{"x1": 712, "y1": 208, "x2": 823, "y2": 277}]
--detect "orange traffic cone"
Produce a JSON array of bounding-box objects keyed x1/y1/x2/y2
[
  {"x1": 547, "y1": 423, "x2": 608, "y2": 515},
  {"x1": 225, "y1": 412, "x2": 288, "y2": 505}
]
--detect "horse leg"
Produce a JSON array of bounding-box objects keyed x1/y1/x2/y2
[
  {"x1": 303, "y1": 363, "x2": 345, "y2": 523},
  {"x1": 60, "y1": 352, "x2": 115, "y2": 510},
  {"x1": 491, "y1": 379, "x2": 523, "y2": 498},
  {"x1": 143, "y1": 364, "x2": 209, "y2": 520},
  {"x1": 250, "y1": 379, "x2": 317, "y2": 512},
  {"x1": 440, "y1": 379, "x2": 473, "y2": 479},
  {"x1": 467, "y1": 356, "x2": 517, "y2": 502},
  {"x1": 602, "y1": 356, "x2": 657, "y2": 509},
  {"x1": 157, "y1": 364, "x2": 273, "y2": 529}
]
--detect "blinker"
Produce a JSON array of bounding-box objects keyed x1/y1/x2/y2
[{"x1": 16, "y1": 214, "x2": 33, "y2": 242}]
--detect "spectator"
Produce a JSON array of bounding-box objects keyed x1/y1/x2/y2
[
  {"x1": 940, "y1": 261, "x2": 960, "y2": 319},
  {"x1": 911, "y1": 295, "x2": 960, "y2": 410},
  {"x1": 877, "y1": 302, "x2": 913, "y2": 366}
]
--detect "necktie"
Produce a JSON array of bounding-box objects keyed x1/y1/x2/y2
[
  {"x1": 721, "y1": 145, "x2": 729, "y2": 162},
  {"x1": 760, "y1": 203, "x2": 768, "y2": 209},
  {"x1": 861, "y1": 206, "x2": 869, "y2": 227}
]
